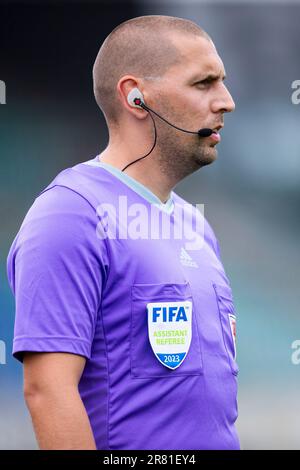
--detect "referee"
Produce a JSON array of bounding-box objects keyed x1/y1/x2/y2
[{"x1": 7, "y1": 15, "x2": 239, "y2": 450}]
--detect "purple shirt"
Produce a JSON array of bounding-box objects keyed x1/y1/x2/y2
[{"x1": 7, "y1": 155, "x2": 240, "y2": 450}]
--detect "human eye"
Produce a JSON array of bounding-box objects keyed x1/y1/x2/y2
[{"x1": 194, "y1": 78, "x2": 213, "y2": 87}]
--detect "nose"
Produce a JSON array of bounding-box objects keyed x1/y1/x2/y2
[{"x1": 211, "y1": 82, "x2": 235, "y2": 114}]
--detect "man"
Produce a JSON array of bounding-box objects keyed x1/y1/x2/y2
[{"x1": 7, "y1": 15, "x2": 239, "y2": 450}]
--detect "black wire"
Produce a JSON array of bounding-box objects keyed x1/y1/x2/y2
[
  {"x1": 140, "y1": 102, "x2": 199, "y2": 135},
  {"x1": 121, "y1": 106, "x2": 157, "y2": 172},
  {"x1": 121, "y1": 100, "x2": 205, "y2": 172}
]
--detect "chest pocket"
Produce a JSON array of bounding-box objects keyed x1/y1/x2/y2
[
  {"x1": 130, "y1": 282, "x2": 203, "y2": 378},
  {"x1": 213, "y1": 282, "x2": 239, "y2": 376}
]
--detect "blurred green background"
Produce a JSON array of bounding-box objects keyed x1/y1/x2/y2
[{"x1": 1, "y1": 0, "x2": 300, "y2": 449}]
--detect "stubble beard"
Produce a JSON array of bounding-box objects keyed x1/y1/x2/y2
[{"x1": 155, "y1": 124, "x2": 218, "y2": 181}]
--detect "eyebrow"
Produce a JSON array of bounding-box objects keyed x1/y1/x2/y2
[{"x1": 193, "y1": 72, "x2": 227, "y2": 83}]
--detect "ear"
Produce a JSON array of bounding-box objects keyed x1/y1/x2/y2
[{"x1": 117, "y1": 76, "x2": 148, "y2": 120}]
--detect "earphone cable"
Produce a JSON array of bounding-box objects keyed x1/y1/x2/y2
[
  {"x1": 121, "y1": 108, "x2": 157, "y2": 172},
  {"x1": 140, "y1": 102, "x2": 198, "y2": 135}
]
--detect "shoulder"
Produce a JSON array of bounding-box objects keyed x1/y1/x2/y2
[
  {"x1": 20, "y1": 183, "x2": 98, "y2": 240},
  {"x1": 7, "y1": 179, "x2": 109, "y2": 292},
  {"x1": 35, "y1": 157, "x2": 114, "y2": 213}
]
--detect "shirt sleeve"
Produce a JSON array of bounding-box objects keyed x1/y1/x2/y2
[{"x1": 7, "y1": 185, "x2": 108, "y2": 363}]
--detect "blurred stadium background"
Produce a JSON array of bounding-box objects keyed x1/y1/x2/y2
[{"x1": 0, "y1": 0, "x2": 299, "y2": 449}]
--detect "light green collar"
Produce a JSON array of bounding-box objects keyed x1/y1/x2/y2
[{"x1": 83, "y1": 156, "x2": 174, "y2": 215}]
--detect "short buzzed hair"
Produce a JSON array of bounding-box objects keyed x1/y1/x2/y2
[{"x1": 93, "y1": 15, "x2": 210, "y2": 128}]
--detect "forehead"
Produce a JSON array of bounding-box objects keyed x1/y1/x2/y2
[{"x1": 165, "y1": 33, "x2": 225, "y2": 80}]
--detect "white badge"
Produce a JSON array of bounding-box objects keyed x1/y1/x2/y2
[{"x1": 147, "y1": 301, "x2": 192, "y2": 370}]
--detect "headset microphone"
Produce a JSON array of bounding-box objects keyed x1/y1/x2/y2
[{"x1": 122, "y1": 88, "x2": 215, "y2": 172}]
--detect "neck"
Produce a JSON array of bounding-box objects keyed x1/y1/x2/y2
[{"x1": 99, "y1": 146, "x2": 176, "y2": 204}]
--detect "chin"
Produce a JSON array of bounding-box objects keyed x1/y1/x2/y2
[{"x1": 195, "y1": 147, "x2": 218, "y2": 168}]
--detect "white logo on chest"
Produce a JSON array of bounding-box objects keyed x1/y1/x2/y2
[{"x1": 180, "y1": 247, "x2": 198, "y2": 268}]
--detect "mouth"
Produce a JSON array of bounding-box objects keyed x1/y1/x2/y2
[
  {"x1": 208, "y1": 125, "x2": 223, "y2": 143},
  {"x1": 209, "y1": 124, "x2": 223, "y2": 142},
  {"x1": 212, "y1": 125, "x2": 223, "y2": 133}
]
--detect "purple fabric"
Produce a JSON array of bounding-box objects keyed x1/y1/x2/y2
[{"x1": 7, "y1": 157, "x2": 240, "y2": 450}]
